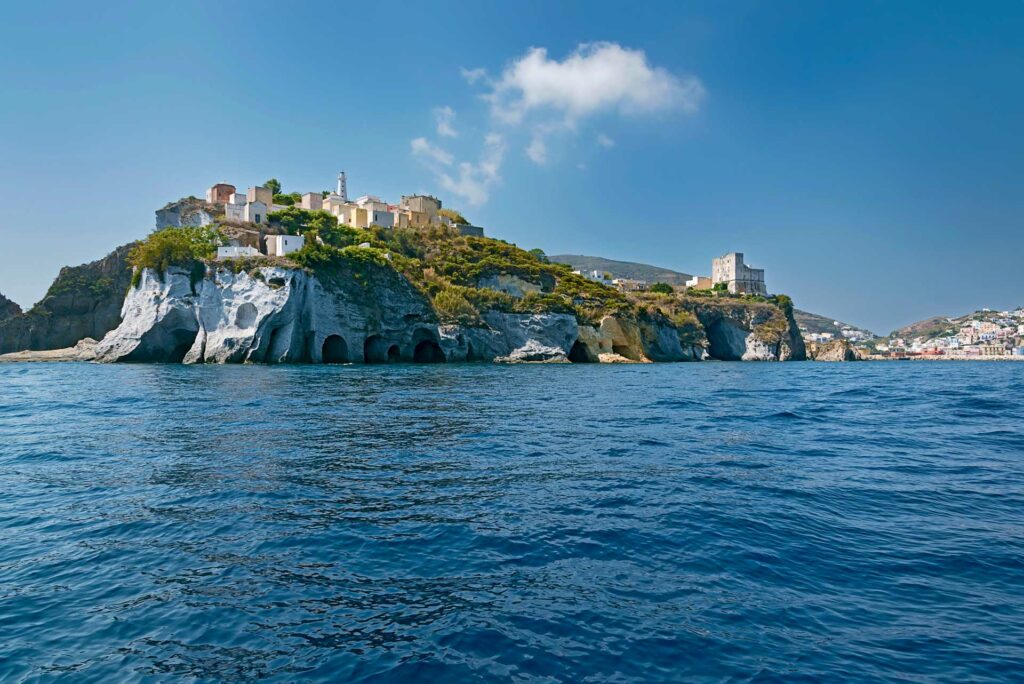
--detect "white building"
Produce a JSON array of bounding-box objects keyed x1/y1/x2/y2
[
  {"x1": 217, "y1": 245, "x2": 260, "y2": 260},
  {"x1": 266, "y1": 234, "x2": 305, "y2": 257},
  {"x1": 574, "y1": 269, "x2": 612, "y2": 286},
  {"x1": 244, "y1": 200, "x2": 267, "y2": 224}
]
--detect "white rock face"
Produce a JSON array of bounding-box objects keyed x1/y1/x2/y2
[
  {"x1": 741, "y1": 334, "x2": 779, "y2": 361},
  {"x1": 93, "y1": 264, "x2": 787, "y2": 365},
  {"x1": 96, "y1": 266, "x2": 587, "y2": 365}
]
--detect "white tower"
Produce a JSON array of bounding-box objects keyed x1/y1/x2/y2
[{"x1": 336, "y1": 171, "x2": 348, "y2": 202}]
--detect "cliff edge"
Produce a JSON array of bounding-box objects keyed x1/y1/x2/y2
[{"x1": 0, "y1": 244, "x2": 135, "y2": 354}]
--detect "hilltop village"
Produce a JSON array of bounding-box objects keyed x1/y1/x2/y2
[
  {"x1": 164, "y1": 173, "x2": 773, "y2": 300},
  {"x1": 158, "y1": 172, "x2": 484, "y2": 260}
]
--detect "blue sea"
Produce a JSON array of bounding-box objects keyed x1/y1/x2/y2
[{"x1": 1, "y1": 362, "x2": 1022, "y2": 682}]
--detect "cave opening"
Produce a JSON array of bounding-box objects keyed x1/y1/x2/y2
[
  {"x1": 387, "y1": 345, "x2": 401, "y2": 362},
  {"x1": 568, "y1": 340, "x2": 595, "y2": 363},
  {"x1": 363, "y1": 335, "x2": 389, "y2": 363},
  {"x1": 413, "y1": 340, "x2": 446, "y2": 363},
  {"x1": 322, "y1": 335, "x2": 348, "y2": 364}
]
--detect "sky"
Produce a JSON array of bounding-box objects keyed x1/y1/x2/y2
[{"x1": 1, "y1": 0, "x2": 1022, "y2": 334}]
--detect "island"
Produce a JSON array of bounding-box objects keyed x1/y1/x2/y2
[{"x1": 0, "y1": 175, "x2": 807, "y2": 364}]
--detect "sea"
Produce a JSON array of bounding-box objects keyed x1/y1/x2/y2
[{"x1": 1, "y1": 361, "x2": 1022, "y2": 682}]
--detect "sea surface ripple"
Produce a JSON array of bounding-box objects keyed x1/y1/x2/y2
[{"x1": 1, "y1": 362, "x2": 1022, "y2": 682}]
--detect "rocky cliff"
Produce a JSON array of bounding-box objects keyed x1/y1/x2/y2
[
  {"x1": 2, "y1": 213, "x2": 806, "y2": 364},
  {"x1": 809, "y1": 339, "x2": 861, "y2": 361},
  {"x1": 0, "y1": 293, "x2": 21, "y2": 322},
  {"x1": 689, "y1": 299, "x2": 806, "y2": 361},
  {"x1": 94, "y1": 263, "x2": 709, "y2": 364},
  {"x1": 94, "y1": 259, "x2": 800, "y2": 365},
  {"x1": 0, "y1": 244, "x2": 135, "y2": 354}
]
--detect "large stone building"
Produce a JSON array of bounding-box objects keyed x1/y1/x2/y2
[{"x1": 711, "y1": 252, "x2": 767, "y2": 295}]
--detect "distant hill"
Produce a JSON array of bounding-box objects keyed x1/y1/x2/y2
[
  {"x1": 889, "y1": 315, "x2": 953, "y2": 340},
  {"x1": 887, "y1": 307, "x2": 1023, "y2": 339},
  {"x1": 793, "y1": 310, "x2": 876, "y2": 338},
  {"x1": 548, "y1": 254, "x2": 692, "y2": 285},
  {"x1": 549, "y1": 253, "x2": 877, "y2": 338}
]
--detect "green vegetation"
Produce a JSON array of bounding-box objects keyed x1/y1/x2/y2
[
  {"x1": 438, "y1": 208, "x2": 469, "y2": 225},
  {"x1": 264, "y1": 178, "x2": 281, "y2": 194},
  {"x1": 431, "y1": 286, "x2": 480, "y2": 325},
  {"x1": 649, "y1": 282, "x2": 674, "y2": 295},
  {"x1": 272, "y1": 192, "x2": 301, "y2": 206},
  {"x1": 528, "y1": 248, "x2": 549, "y2": 263},
  {"x1": 713, "y1": 282, "x2": 729, "y2": 292},
  {"x1": 128, "y1": 226, "x2": 220, "y2": 286},
  {"x1": 46, "y1": 274, "x2": 116, "y2": 299}
]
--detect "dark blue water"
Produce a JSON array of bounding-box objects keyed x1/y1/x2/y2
[{"x1": 1, "y1": 362, "x2": 1023, "y2": 682}]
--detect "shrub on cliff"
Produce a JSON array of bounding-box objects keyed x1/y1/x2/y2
[
  {"x1": 432, "y1": 287, "x2": 480, "y2": 325},
  {"x1": 128, "y1": 226, "x2": 220, "y2": 277},
  {"x1": 438, "y1": 208, "x2": 469, "y2": 225},
  {"x1": 649, "y1": 282, "x2": 674, "y2": 294},
  {"x1": 287, "y1": 241, "x2": 391, "y2": 290}
]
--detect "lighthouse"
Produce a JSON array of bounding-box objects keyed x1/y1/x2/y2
[{"x1": 336, "y1": 171, "x2": 348, "y2": 202}]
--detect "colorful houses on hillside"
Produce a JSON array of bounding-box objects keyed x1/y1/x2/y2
[{"x1": 203, "y1": 172, "x2": 483, "y2": 236}]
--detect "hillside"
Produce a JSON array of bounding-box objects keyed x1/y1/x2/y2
[
  {"x1": 548, "y1": 254, "x2": 692, "y2": 285},
  {"x1": 794, "y1": 309, "x2": 876, "y2": 338},
  {"x1": 888, "y1": 307, "x2": 1023, "y2": 340},
  {"x1": 889, "y1": 315, "x2": 953, "y2": 340},
  {"x1": 548, "y1": 253, "x2": 875, "y2": 337}
]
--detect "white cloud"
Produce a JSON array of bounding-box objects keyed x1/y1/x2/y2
[
  {"x1": 434, "y1": 106, "x2": 458, "y2": 137},
  {"x1": 408, "y1": 43, "x2": 703, "y2": 205},
  {"x1": 415, "y1": 133, "x2": 506, "y2": 207},
  {"x1": 486, "y1": 42, "x2": 704, "y2": 124},
  {"x1": 410, "y1": 137, "x2": 453, "y2": 166},
  {"x1": 525, "y1": 136, "x2": 547, "y2": 164},
  {"x1": 460, "y1": 66, "x2": 487, "y2": 84}
]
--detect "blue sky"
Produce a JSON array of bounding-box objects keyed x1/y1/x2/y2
[{"x1": 1, "y1": 0, "x2": 1021, "y2": 333}]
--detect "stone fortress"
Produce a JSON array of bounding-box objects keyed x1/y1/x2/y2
[{"x1": 710, "y1": 252, "x2": 767, "y2": 295}]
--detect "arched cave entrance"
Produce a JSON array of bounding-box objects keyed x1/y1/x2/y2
[
  {"x1": 387, "y1": 345, "x2": 401, "y2": 362},
  {"x1": 322, "y1": 335, "x2": 349, "y2": 364},
  {"x1": 235, "y1": 302, "x2": 258, "y2": 328},
  {"x1": 413, "y1": 340, "x2": 446, "y2": 363},
  {"x1": 568, "y1": 340, "x2": 596, "y2": 363},
  {"x1": 363, "y1": 335, "x2": 391, "y2": 364},
  {"x1": 705, "y1": 319, "x2": 746, "y2": 361},
  {"x1": 612, "y1": 343, "x2": 639, "y2": 360}
]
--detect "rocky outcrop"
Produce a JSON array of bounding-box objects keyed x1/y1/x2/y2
[
  {"x1": 692, "y1": 300, "x2": 806, "y2": 361},
  {"x1": 155, "y1": 198, "x2": 219, "y2": 229},
  {"x1": 809, "y1": 339, "x2": 861, "y2": 361},
  {"x1": 0, "y1": 244, "x2": 135, "y2": 354},
  {"x1": 0, "y1": 338, "x2": 98, "y2": 363},
  {"x1": 95, "y1": 264, "x2": 588, "y2": 365},
  {"x1": 0, "y1": 293, "x2": 21, "y2": 322},
  {"x1": 476, "y1": 273, "x2": 544, "y2": 298}
]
